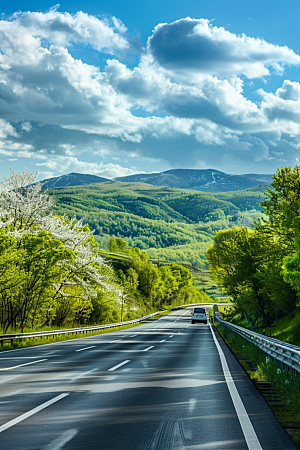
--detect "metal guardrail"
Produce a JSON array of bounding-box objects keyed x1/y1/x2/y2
[
  {"x1": 0, "y1": 302, "x2": 217, "y2": 348},
  {"x1": 214, "y1": 306, "x2": 300, "y2": 375},
  {"x1": 0, "y1": 312, "x2": 160, "y2": 347}
]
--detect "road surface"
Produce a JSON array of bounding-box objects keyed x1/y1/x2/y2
[{"x1": 0, "y1": 309, "x2": 296, "y2": 449}]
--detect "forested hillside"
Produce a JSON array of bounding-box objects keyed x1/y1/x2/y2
[{"x1": 50, "y1": 181, "x2": 267, "y2": 268}]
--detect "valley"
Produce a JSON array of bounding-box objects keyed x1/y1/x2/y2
[{"x1": 50, "y1": 180, "x2": 268, "y2": 269}]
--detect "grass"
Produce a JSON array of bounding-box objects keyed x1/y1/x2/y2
[
  {"x1": 271, "y1": 307, "x2": 300, "y2": 346},
  {"x1": 218, "y1": 304, "x2": 300, "y2": 346},
  {"x1": 0, "y1": 316, "x2": 168, "y2": 352},
  {"x1": 191, "y1": 268, "x2": 224, "y2": 299},
  {"x1": 0, "y1": 305, "x2": 201, "y2": 352},
  {"x1": 215, "y1": 321, "x2": 300, "y2": 448}
]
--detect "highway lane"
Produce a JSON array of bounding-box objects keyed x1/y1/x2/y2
[{"x1": 0, "y1": 310, "x2": 297, "y2": 450}]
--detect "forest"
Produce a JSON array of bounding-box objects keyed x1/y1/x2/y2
[
  {"x1": 50, "y1": 181, "x2": 267, "y2": 268},
  {"x1": 0, "y1": 170, "x2": 209, "y2": 333}
]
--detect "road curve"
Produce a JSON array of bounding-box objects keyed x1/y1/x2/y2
[{"x1": 0, "y1": 310, "x2": 296, "y2": 450}]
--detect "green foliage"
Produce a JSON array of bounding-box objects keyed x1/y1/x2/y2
[
  {"x1": 0, "y1": 173, "x2": 211, "y2": 334},
  {"x1": 259, "y1": 166, "x2": 300, "y2": 296},
  {"x1": 111, "y1": 240, "x2": 211, "y2": 319},
  {"x1": 0, "y1": 230, "x2": 73, "y2": 331},
  {"x1": 206, "y1": 167, "x2": 300, "y2": 326},
  {"x1": 217, "y1": 323, "x2": 300, "y2": 418},
  {"x1": 206, "y1": 226, "x2": 297, "y2": 326},
  {"x1": 49, "y1": 181, "x2": 266, "y2": 268},
  {"x1": 165, "y1": 193, "x2": 238, "y2": 222}
]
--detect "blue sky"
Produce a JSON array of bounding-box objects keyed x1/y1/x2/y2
[{"x1": 1, "y1": 1, "x2": 300, "y2": 180}]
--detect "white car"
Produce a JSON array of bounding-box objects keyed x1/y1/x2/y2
[{"x1": 191, "y1": 307, "x2": 208, "y2": 324}]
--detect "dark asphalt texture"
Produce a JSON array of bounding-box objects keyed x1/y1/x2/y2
[{"x1": 0, "y1": 309, "x2": 297, "y2": 450}]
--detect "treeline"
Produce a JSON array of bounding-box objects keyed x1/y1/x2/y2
[
  {"x1": 108, "y1": 236, "x2": 208, "y2": 313},
  {"x1": 0, "y1": 171, "x2": 209, "y2": 333},
  {"x1": 206, "y1": 166, "x2": 300, "y2": 327}
]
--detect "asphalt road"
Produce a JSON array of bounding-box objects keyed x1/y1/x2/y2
[{"x1": 0, "y1": 310, "x2": 297, "y2": 450}]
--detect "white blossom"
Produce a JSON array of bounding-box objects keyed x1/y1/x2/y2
[
  {"x1": 0, "y1": 168, "x2": 55, "y2": 234},
  {"x1": 0, "y1": 169, "x2": 113, "y2": 299}
]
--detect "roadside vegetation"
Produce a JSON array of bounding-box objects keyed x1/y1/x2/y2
[
  {"x1": 206, "y1": 165, "x2": 300, "y2": 329},
  {"x1": 215, "y1": 321, "x2": 300, "y2": 449},
  {"x1": 208, "y1": 165, "x2": 300, "y2": 449},
  {"x1": 219, "y1": 305, "x2": 300, "y2": 346},
  {"x1": 0, "y1": 170, "x2": 209, "y2": 336}
]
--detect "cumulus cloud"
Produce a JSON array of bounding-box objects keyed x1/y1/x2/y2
[
  {"x1": 1, "y1": 10, "x2": 300, "y2": 177},
  {"x1": 0, "y1": 119, "x2": 18, "y2": 138},
  {"x1": 147, "y1": 18, "x2": 300, "y2": 78},
  {"x1": 21, "y1": 122, "x2": 32, "y2": 132},
  {"x1": 36, "y1": 155, "x2": 140, "y2": 178},
  {"x1": 6, "y1": 6, "x2": 128, "y2": 54},
  {"x1": 276, "y1": 80, "x2": 300, "y2": 100},
  {"x1": 258, "y1": 80, "x2": 300, "y2": 130}
]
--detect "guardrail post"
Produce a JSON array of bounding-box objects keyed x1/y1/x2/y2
[{"x1": 10, "y1": 339, "x2": 13, "y2": 346}]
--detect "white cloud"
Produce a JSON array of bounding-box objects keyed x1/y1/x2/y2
[
  {"x1": 147, "y1": 18, "x2": 300, "y2": 79},
  {"x1": 1, "y1": 10, "x2": 300, "y2": 176},
  {"x1": 36, "y1": 156, "x2": 140, "y2": 178},
  {"x1": 21, "y1": 122, "x2": 32, "y2": 132},
  {"x1": 258, "y1": 80, "x2": 300, "y2": 134},
  {"x1": 0, "y1": 119, "x2": 18, "y2": 138},
  {"x1": 8, "y1": 7, "x2": 128, "y2": 54}
]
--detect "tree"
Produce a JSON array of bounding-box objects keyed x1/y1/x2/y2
[
  {"x1": 108, "y1": 236, "x2": 129, "y2": 253},
  {"x1": 260, "y1": 165, "x2": 300, "y2": 296},
  {"x1": 0, "y1": 169, "x2": 117, "y2": 330},
  {"x1": 206, "y1": 226, "x2": 297, "y2": 327}
]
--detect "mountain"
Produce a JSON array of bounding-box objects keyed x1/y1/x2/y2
[
  {"x1": 115, "y1": 169, "x2": 273, "y2": 192},
  {"x1": 242, "y1": 173, "x2": 274, "y2": 183},
  {"x1": 40, "y1": 173, "x2": 109, "y2": 189},
  {"x1": 39, "y1": 169, "x2": 273, "y2": 192}
]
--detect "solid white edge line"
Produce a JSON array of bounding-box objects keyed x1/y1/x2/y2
[
  {"x1": 0, "y1": 393, "x2": 69, "y2": 433},
  {"x1": 108, "y1": 360, "x2": 130, "y2": 371},
  {"x1": 143, "y1": 346, "x2": 154, "y2": 352},
  {"x1": 75, "y1": 346, "x2": 96, "y2": 352},
  {"x1": 0, "y1": 359, "x2": 47, "y2": 371},
  {"x1": 209, "y1": 324, "x2": 262, "y2": 450}
]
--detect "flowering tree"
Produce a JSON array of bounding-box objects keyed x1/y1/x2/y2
[
  {"x1": 0, "y1": 169, "x2": 55, "y2": 235},
  {"x1": 0, "y1": 169, "x2": 118, "y2": 331}
]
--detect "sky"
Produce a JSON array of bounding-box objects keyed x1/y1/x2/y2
[{"x1": 1, "y1": 1, "x2": 300, "y2": 180}]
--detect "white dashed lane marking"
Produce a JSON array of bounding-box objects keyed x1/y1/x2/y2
[
  {"x1": 0, "y1": 359, "x2": 47, "y2": 371},
  {"x1": 75, "y1": 346, "x2": 95, "y2": 352},
  {"x1": 108, "y1": 360, "x2": 131, "y2": 372},
  {"x1": 143, "y1": 346, "x2": 154, "y2": 352}
]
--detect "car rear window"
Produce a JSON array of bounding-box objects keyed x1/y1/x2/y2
[{"x1": 194, "y1": 308, "x2": 205, "y2": 313}]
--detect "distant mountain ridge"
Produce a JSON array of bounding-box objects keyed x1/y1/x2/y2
[
  {"x1": 40, "y1": 169, "x2": 273, "y2": 192},
  {"x1": 115, "y1": 169, "x2": 273, "y2": 192},
  {"x1": 40, "y1": 172, "x2": 109, "y2": 189}
]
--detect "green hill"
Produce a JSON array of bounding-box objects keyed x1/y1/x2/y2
[{"x1": 50, "y1": 181, "x2": 268, "y2": 268}]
